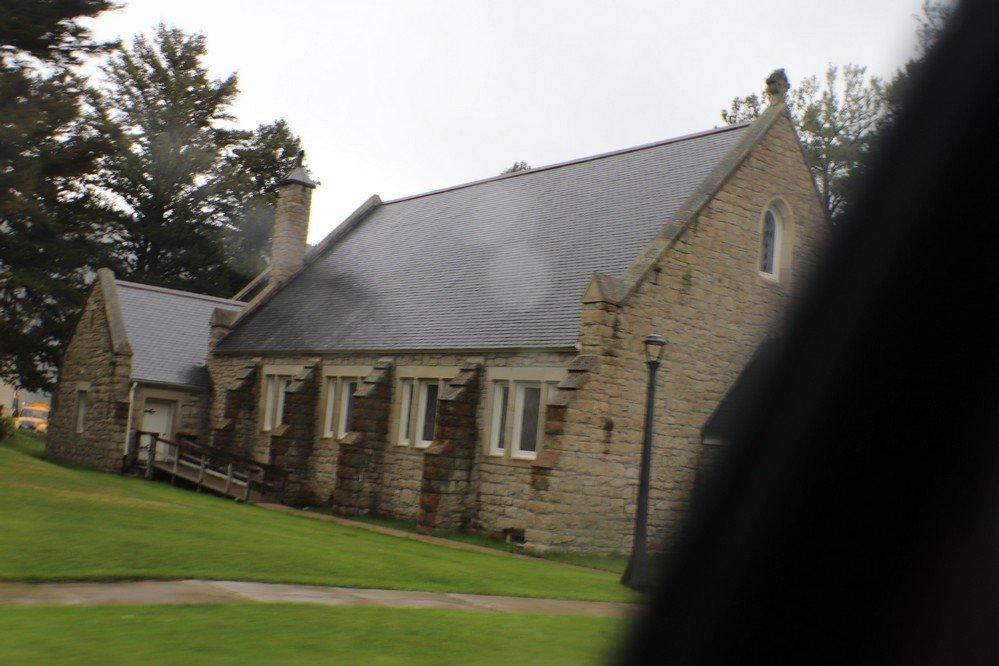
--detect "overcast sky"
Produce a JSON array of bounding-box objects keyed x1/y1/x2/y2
[{"x1": 84, "y1": 0, "x2": 927, "y2": 243}]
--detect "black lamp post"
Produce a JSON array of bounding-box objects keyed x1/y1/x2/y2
[{"x1": 621, "y1": 333, "x2": 667, "y2": 591}]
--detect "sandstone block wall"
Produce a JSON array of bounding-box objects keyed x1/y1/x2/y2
[
  {"x1": 524, "y1": 111, "x2": 827, "y2": 553},
  {"x1": 46, "y1": 283, "x2": 132, "y2": 471}
]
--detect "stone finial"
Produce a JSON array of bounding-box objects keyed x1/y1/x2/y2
[{"x1": 765, "y1": 68, "x2": 790, "y2": 104}]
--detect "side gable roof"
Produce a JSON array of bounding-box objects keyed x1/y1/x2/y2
[
  {"x1": 218, "y1": 122, "x2": 754, "y2": 354},
  {"x1": 114, "y1": 280, "x2": 243, "y2": 388}
]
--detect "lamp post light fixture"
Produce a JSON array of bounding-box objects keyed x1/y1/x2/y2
[{"x1": 621, "y1": 333, "x2": 667, "y2": 591}]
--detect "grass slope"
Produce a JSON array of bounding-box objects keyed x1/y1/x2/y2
[
  {"x1": 0, "y1": 604, "x2": 624, "y2": 665},
  {"x1": 0, "y1": 434, "x2": 633, "y2": 602}
]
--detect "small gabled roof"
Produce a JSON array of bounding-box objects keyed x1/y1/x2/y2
[
  {"x1": 114, "y1": 280, "x2": 243, "y2": 388},
  {"x1": 217, "y1": 122, "x2": 752, "y2": 354}
]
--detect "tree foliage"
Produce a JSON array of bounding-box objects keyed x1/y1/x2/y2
[
  {"x1": 0, "y1": 1, "x2": 115, "y2": 391},
  {"x1": 0, "y1": 0, "x2": 117, "y2": 65},
  {"x1": 90, "y1": 25, "x2": 301, "y2": 296},
  {"x1": 501, "y1": 161, "x2": 531, "y2": 175},
  {"x1": 723, "y1": 64, "x2": 884, "y2": 221},
  {"x1": 722, "y1": 1, "x2": 953, "y2": 222}
]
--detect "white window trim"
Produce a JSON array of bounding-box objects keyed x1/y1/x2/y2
[
  {"x1": 511, "y1": 382, "x2": 544, "y2": 460},
  {"x1": 414, "y1": 379, "x2": 442, "y2": 449},
  {"x1": 758, "y1": 208, "x2": 781, "y2": 281},
  {"x1": 488, "y1": 381, "x2": 510, "y2": 456},
  {"x1": 337, "y1": 378, "x2": 360, "y2": 439},
  {"x1": 483, "y1": 368, "x2": 564, "y2": 461},
  {"x1": 320, "y1": 366, "x2": 372, "y2": 439},
  {"x1": 397, "y1": 379, "x2": 414, "y2": 446},
  {"x1": 391, "y1": 367, "x2": 457, "y2": 448},
  {"x1": 322, "y1": 377, "x2": 338, "y2": 439},
  {"x1": 261, "y1": 365, "x2": 303, "y2": 433}
]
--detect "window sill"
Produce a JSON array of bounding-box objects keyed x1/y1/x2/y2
[
  {"x1": 415, "y1": 441, "x2": 432, "y2": 450},
  {"x1": 757, "y1": 271, "x2": 781, "y2": 284}
]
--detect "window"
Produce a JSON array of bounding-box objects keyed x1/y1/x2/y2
[
  {"x1": 512, "y1": 383, "x2": 543, "y2": 459},
  {"x1": 394, "y1": 369, "x2": 456, "y2": 448},
  {"x1": 415, "y1": 379, "x2": 440, "y2": 447},
  {"x1": 397, "y1": 380, "x2": 414, "y2": 445},
  {"x1": 486, "y1": 375, "x2": 560, "y2": 461},
  {"x1": 263, "y1": 374, "x2": 293, "y2": 432},
  {"x1": 322, "y1": 377, "x2": 338, "y2": 438},
  {"x1": 75, "y1": 390, "x2": 87, "y2": 434},
  {"x1": 488, "y1": 382, "x2": 510, "y2": 454},
  {"x1": 338, "y1": 379, "x2": 359, "y2": 438},
  {"x1": 759, "y1": 207, "x2": 782, "y2": 278}
]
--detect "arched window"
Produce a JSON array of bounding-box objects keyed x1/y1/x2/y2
[{"x1": 759, "y1": 207, "x2": 782, "y2": 278}]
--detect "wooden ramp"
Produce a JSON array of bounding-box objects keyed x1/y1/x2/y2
[{"x1": 125, "y1": 432, "x2": 287, "y2": 504}]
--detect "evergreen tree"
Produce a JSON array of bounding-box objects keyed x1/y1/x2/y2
[
  {"x1": 0, "y1": 1, "x2": 115, "y2": 391},
  {"x1": 219, "y1": 120, "x2": 302, "y2": 292},
  {"x1": 91, "y1": 25, "x2": 301, "y2": 296}
]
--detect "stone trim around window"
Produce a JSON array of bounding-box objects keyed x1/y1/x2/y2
[
  {"x1": 482, "y1": 367, "x2": 564, "y2": 461},
  {"x1": 390, "y1": 366, "x2": 459, "y2": 449}
]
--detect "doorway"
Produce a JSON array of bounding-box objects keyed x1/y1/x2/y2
[{"x1": 141, "y1": 398, "x2": 177, "y2": 460}]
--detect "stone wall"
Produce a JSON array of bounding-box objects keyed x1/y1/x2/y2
[
  {"x1": 418, "y1": 362, "x2": 482, "y2": 533},
  {"x1": 270, "y1": 362, "x2": 320, "y2": 504},
  {"x1": 332, "y1": 359, "x2": 394, "y2": 515},
  {"x1": 46, "y1": 277, "x2": 132, "y2": 471},
  {"x1": 524, "y1": 111, "x2": 827, "y2": 553}
]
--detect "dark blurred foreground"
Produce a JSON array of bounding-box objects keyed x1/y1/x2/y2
[{"x1": 626, "y1": 0, "x2": 999, "y2": 662}]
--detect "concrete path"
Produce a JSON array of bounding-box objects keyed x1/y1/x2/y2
[{"x1": 0, "y1": 580, "x2": 636, "y2": 618}]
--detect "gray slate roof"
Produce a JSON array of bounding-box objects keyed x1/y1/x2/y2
[
  {"x1": 218, "y1": 124, "x2": 749, "y2": 353},
  {"x1": 116, "y1": 281, "x2": 243, "y2": 387}
]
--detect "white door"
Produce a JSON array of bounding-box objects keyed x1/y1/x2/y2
[{"x1": 141, "y1": 399, "x2": 176, "y2": 460}]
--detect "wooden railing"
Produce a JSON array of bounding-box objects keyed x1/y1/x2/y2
[{"x1": 125, "y1": 431, "x2": 288, "y2": 503}]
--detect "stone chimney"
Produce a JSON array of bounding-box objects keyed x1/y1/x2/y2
[
  {"x1": 765, "y1": 68, "x2": 790, "y2": 104},
  {"x1": 271, "y1": 150, "x2": 317, "y2": 284}
]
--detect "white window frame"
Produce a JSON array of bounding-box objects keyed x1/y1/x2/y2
[
  {"x1": 393, "y1": 367, "x2": 458, "y2": 448},
  {"x1": 261, "y1": 365, "x2": 303, "y2": 433},
  {"x1": 483, "y1": 368, "x2": 564, "y2": 461},
  {"x1": 322, "y1": 377, "x2": 338, "y2": 438},
  {"x1": 320, "y1": 366, "x2": 371, "y2": 439},
  {"x1": 397, "y1": 379, "x2": 415, "y2": 445},
  {"x1": 488, "y1": 381, "x2": 510, "y2": 456},
  {"x1": 337, "y1": 378, "x2": 359, "y2": 439},
  {"x1": 414, "y1": 379, "x2": 442, "y2": 448},
  {"x1": 511, "y1": 382, "x2": 545, "y2": 460},
  {"x1": 262, "y1": 374, "x2": 292, "y2": 432}
]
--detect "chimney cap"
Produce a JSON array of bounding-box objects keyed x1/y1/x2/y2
[{"x1": 277, "y1": 150, "x2": 318, "y2": 189}]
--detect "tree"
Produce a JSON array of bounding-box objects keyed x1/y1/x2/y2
[
  {"x1": 90, "y1": 25, "x2": 301, "y2": 296},
  {"x1": 218, "y1": 120, "x2": 302, "y2": 292},
  {"x1": 501, "y1": 161, "x2": 531, "y2": 175},
  {"x1": 722, "y1": 64, "x2": 884, "y2": 221},
  {"x1": 0, "y1": 1, "x2": 115, "y2": 391},
  {"x1": 722, "y1": 1, "x2": 952, "y2": 222},
  {"x1": 0, "y1": 0, "x2": 116, "y2": 66}
]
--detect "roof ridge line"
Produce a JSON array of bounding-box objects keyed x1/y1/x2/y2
[
  {"x1": 380, "y1": 122, "x2": 751, "y2": 206},
  {"x1": 114, "y1": 279, "x2": 245, "y2": 307}
]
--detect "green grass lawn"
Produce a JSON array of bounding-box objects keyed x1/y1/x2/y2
[
  {"x1": 0, "y1": 604, "x2": 626, "y2": 665},
  {"x1": 350, "y1": 514, "x2": 631, "y2": 573},
  {"x1": 0, "y1": 433, "x2": 634, "y2": 602}
]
